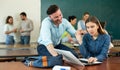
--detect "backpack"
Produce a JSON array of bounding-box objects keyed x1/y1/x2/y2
[{"x1": 23, "y1": 54, "x2": 63, "y2": 68}]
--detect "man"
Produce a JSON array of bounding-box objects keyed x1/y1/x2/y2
[
  {"x1": 37, "y1": 5, "x2": 78, "y2": 57},
  {"x1": 19, "y1": 12, "x2": 33, "y2": 45},
  {"x1": 77, "y1": 12, "x2": 90, "y2": 35}
]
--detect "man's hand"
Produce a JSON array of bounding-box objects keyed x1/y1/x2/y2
[
  {"x1": 20, "y1": 29, "x2": 24, "y2": 33},
  {"x1": 75, "y1": 30, "x2": 82, "y2": 45}
]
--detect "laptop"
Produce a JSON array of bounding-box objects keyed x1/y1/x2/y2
[{"x1": 55, "y1": 49, "x2": 102, "y2": 66}]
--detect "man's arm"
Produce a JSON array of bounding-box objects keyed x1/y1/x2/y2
[
  {"x1": 38, "y1": 18, "x2": 58, "y2": 56},
  {"x1": 65, "y1": 19, "x2": 76, "y2": 37},
  {"x1": 47, "y1": 44, "x2": 58, "y2": 56},
  {"x1": 24, "y1": 20, "x2": 34, "y2": 32}
]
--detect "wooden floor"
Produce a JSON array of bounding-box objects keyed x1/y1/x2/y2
[{"x1": 0, "y1": 57, "x2": 120, "y2": 70}]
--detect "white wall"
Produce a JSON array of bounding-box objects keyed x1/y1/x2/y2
[{"x1": 0, "y1": 0, "x2": 41, "y2": 43}]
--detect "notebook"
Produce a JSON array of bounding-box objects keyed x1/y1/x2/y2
[{"x1": 55, "y1": 49, "x2": 102, "y2": 66}]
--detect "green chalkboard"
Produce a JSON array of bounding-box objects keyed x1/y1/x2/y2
[{"x1": 41, "y1": 0, "x2": 120, "y2": 39}]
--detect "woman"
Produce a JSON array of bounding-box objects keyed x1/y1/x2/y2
[
  {"x1": 61, "y1": 15, "x2": 77, "y2": 43},
  {"x1": 4, "y1": 16, "x2": 17, "y2": 45},
  {"x1": 76, "y1": 16, "x2": 110, "y2": 62}
]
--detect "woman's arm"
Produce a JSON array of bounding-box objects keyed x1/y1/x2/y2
[
  {"x1": 96, "y1": 35, "x2": 110, "y2": 61},
  {"x1": 75, "y1": 33, "x2": 90, "y2": 58}
]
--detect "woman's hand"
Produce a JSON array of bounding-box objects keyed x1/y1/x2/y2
[
  {"x1": 83, "y1": 30, "x2": 87, "y2": 35},
  {"x1": 13, "y1": 28, "x2": 17, "y2": 33},
  {"x1": 88, "y1": 57, "x2": 98, "y2": 63}
]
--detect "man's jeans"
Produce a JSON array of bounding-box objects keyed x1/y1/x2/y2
[
  {"x1": 20, "y1": 36, "x2": 30, "y2": 45},
  {"x1": 37, "y1": 44, "x2": 78, "y2": 58}
]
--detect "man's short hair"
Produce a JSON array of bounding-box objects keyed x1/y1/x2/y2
[
  {"x1": 20, "y1": 12, "x2": 27, "y2": 16},
  {"x1": 47, "y1": 4, "x2": 59, "y2": 15}
]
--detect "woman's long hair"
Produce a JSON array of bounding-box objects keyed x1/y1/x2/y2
[
  {"x1": 85, "y1": 16, "x2": 106, "y2": 34},
  {"x1": 6, "y1": 16, "x2": 13, "y2": 24}
]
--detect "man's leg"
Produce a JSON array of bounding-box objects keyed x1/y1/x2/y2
[
  {"x1": 37, "y1": 44, "x2": 52, "y2": 56},
  {"x1": 24, "y1": 36, "x2": 30, "y2": 45},
  {"x1": 20, "y1": 36, "x2": 24, "y2": 44},
  {"x1": 55, "y1": 44, "x2": 78, "y2": 58}
]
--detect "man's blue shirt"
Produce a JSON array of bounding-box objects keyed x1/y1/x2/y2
[{"x1": 38, "y1": 17, "x2": 76, "y2": 46}]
